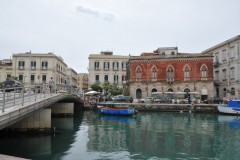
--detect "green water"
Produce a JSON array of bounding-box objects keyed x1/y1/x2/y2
[{"x1": 0, "y1": 111, "x2": 240, "y2": 160}]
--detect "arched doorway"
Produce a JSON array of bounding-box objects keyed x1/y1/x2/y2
[
  {"x1": 184, "y1": 88, "x2": 190, "y2": 98},
  {"x1": 151, "y1": 88, "x2": 157, "y2": 93},
  {"x1": 136, "y1": 88, "x2": 142, "y2": 99},
  {"x1": 201, "y1": 89, "x2": 208, "y2": 100}
]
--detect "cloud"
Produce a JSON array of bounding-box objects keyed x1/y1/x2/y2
[{"x1": 76, "y1": 5, "x2": 116, "y2": 21}]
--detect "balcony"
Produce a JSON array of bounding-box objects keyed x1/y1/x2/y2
[
  {"x1": 94, "y1": 67, "x2": 101, "y2": 71},
  {"x1": 113, "y1": 67, "x2": 118, "y2": 71},
  {"x1": 166, "y1": 78, "x2": 174, "y2": 82},
  {"x1": 19, "y1": 66, "x2": 24, "y2": 70},
  {"x1": 42, "y1": 66, "x2": 47, "y2": 70}
]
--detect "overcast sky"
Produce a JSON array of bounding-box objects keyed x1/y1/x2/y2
[{"x1": 0, "y1": 0, "x2": 240, "y2": 73}]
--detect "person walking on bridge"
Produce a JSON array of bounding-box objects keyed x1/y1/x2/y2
[{"x1": 49, "y1": 77, "x2": 55, "y2": 93}]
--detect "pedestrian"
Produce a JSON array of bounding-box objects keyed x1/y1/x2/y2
[{"x1": 49, "y1": 77, "x2": 55, "y2": 93}]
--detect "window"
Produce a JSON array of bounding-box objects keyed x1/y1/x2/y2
[
  {"x1": 136, "y1": 66, "x2": 142, "y2": 79},
  {"x1": 104, "y1": 62, "x2": 109, "y2": 70},
  {"x1": 19, "y1": 75, "x2": 23, "y2": 81},
  {"x1": 114, "y1": 75, "x2": 118, "y2": 83},
  {"x1": 230, "y1": 46, "x2": 235, "y2": 58},
  {"x1": 223, "y1": 69, "x2": 227, "y2": 80},
  {"x1": 122, "y1": 75, "x2": 126, "y2": 82},
  {"x1": 166, "y1": 66, "x2": 174, "y2": 81},
  {"x1": 222, "y1": 50, "x2": 226, "y2": 61},
  {"x1": 223, "y1": 88, "x2": 227, "y2": 97},
  {"x1": 151, "y1": 66, "x2": 157, "y2": 79},
  {"x1": 183, "y1": 65, "x2": 190, "y2": 80},
  {"x1": 31, "y1": 75, "x2": 35, "y2": 84},
  {"x1": 231, "y1": 88, "x2": 235, "y2": 96},
  {"x1": 215, "y1": 52, "x2": 219, "y2": 62},
  {"x1": 104, "y1": 75, "x2": 108, "y2": 82},
  {"x1": 230, "y1": 67, "x2": 235, "y2": 79},
  {"x1": 95, "y1": 75, "x2": 99, "y2": 83},
  {"x1": 31, "y1": 61, "x2": 36, "y2": 69},
  {"x1": 122, "y1": 62, "x2": 127, "y2": 70},
  {"x1": 18, "y1": 61, "x2": 25, "y2": 69},
  {"x1": 200, "y1": 65, "x2": 207, "y2": 78},
  {"x1": 94, "y1": 62, "x2": 100, "y2": 69},
  {"x1": 113, "y1": 62, "x2": 119, "y2": 70},
  {"x1": 42, "y1": 75, "x2": 47, "y2": 83},
  {"x1": 42, "y1": 61, "x2": 48, "y2": 69},
  {"x1": 215, "y1": 71, "x2": 219, "y2": 81}
]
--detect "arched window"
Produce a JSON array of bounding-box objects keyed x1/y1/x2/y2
[
  {"x1": 223, "y1": 88, "x2": 227, "y2": 97},
  {"x1": 151, "y1": 66, "x2": 157, "y2": 79},
  {"x1": 183, "y1": 65, "x2": 190, "y2": 80},
  {"x1": 200, "y1": 64, "x2": 208, "y2": 78},
  {"x1": 136, "y1": 66, "x2": 142, "y2": 80},
  {"x1": 151, "y1": 88, "x2": 157, "y2": 93},
  {"x1": 136, "y1": 88, "x2": 142, "y2": 99},
  {"x1": 184, "y1": 88, "x2": 190, "y2": 98},
  {"x1": 168, "y1": 88, "x2": 174, "y2": 92},
  {"x1": 231, "y1": 88, "x2": 235, "y2": 96},
  {"x1": 166, "y1": 65, "x2": 175, "y2": 80}
]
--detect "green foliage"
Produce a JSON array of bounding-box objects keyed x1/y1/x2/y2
[
  {"x1": 6, "y1": 76, "x2": 18, "y2": 80},
  {"x1": 109, "y1": 86, "x2": 123, "y2": 96},
  {"x1": 90, "y1": 84, "x2": 103, "y2": 92},
  {"x1": 123, "y1": 88, "x2": 130, "y2": 96}
]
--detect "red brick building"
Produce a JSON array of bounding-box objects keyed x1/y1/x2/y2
[{"x1": 127, "y1": 47, "x2": 214, "y2": 100}]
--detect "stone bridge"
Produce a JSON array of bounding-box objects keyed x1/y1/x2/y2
[{"x1": 0, "y1": 93, "x2": 84, "y2": 131}]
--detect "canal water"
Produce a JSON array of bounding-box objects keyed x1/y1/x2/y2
[{"x1": 0, "y1": 111, "x2": 240, "y2": 160}]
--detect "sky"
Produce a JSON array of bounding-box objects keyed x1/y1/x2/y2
[{"x1": 0, "y1": 0, "x2": 240, "y2": 73}]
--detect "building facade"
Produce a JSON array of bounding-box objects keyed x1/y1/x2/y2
[
  {"x1": 0, "y1": 59, "x2": 13, "y2": 83},
  {"x1": 88, "y1": 51, "x2": 129, "y2": 90},
  {"x1": 66, "y1": 67, "x2": 78, "y2": 88},
  {"x1": 77, "y1": 73, "x2": 88, "y2": 91},
  {"x1": 127, "y1": 47, "x2": 214, "y2": 100},
  {"x1": 202, "y1": 35, "x2": 240, "y2": 99},
  {"x1": 10, "y1": 52, "x2": 68, "y2": 88}
]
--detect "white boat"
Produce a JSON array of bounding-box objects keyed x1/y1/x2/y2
[{"x1": 218, "y1": 99, "x2": 240, "y2": 115}]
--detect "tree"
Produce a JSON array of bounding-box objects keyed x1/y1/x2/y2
[
  {"x1": 109, "y1": 86, "x2": 123, "y2": 96},
  {"x1": 90, "y1": 84, "x2": 103, "y2": 93}
]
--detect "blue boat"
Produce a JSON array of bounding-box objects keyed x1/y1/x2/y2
[
  {"x1": 218, "y1": 99, "x2": 240, "y2": 115},
  {"x1": 98, "y1": 105, "x2": 137, "y2": 116}
]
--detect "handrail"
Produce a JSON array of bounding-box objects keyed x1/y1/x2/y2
[{"x1": 0, "y1": 84, "x2": 79, "y2": 112}]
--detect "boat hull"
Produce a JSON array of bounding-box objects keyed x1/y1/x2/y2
[
  {"x1": 218, "y1": 105, "x2": 240, "y2": 115},
  {"x1": 100, "y1": 107, "x2": 136, "y2": 116}
]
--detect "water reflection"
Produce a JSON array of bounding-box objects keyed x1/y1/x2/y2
[{"x1": 1, "y1": 112, "x2": 240, "y2": 160}]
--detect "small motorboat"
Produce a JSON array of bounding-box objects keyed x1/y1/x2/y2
[
  {"x1": 98, "y1": 104, "x2": 137, "y2": 116},
  {"x1": 218, "y1": 99, "x2": 240, "y2": 115}
]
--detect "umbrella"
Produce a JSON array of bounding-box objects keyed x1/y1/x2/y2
[{"x1": 85, "y1": 91, "x2": 100, "y2": 96}]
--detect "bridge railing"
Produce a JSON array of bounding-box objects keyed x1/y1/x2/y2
[
  {"x1": 0, "y1": 84, "x2": 50, "y2": 112},
  {"x1": 0, "y1": 84, "x2": 78, "y2": 112}
]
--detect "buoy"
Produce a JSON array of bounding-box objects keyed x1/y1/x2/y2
[
  {"x1": 189, "y1": 110, "x2": 192, "y2": 113},
  {"x1": 180, "y1": 110, "x2": 183, "y2": 113}
]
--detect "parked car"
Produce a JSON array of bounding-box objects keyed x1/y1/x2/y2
[
  {"x1": 1, "y1": 80, "x2": 23, "y2": 92},
  {"x1": 144, "y1": 97, "x2": 155, "y2": 103},
  {"x1": 156, "y1": 96, "x2": 173, "y2": 103},
  {"x1": 112, "y1": 95, "x2": 126, "y2": 102},
  {"x1": 125, "y1": 96, "x2": 133, "y2": 103}
]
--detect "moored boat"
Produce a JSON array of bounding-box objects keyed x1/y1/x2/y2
[
  {"x1": 98, "y1": 104, "x2": 137, "y2": 116},
  {"x1": 218, "y1": 99, "x2": 240, "y2": 115}
]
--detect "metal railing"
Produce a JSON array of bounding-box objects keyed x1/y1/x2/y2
[{"x1": 0, "y1": 84, "x2": 79, "y2": 113}]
